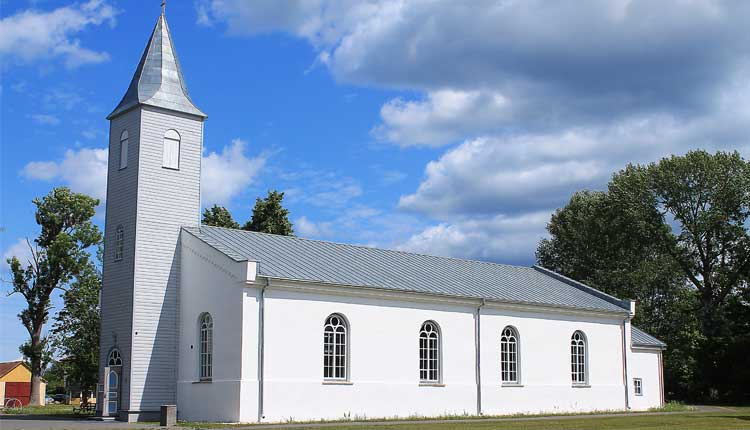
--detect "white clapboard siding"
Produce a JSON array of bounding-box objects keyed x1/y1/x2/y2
[
  {"x1": 128, "y1": 106, "x2": 203, "y2": 411},
  {"x1": 100, "y1": 109, "x2": 141, "y2": 412}
]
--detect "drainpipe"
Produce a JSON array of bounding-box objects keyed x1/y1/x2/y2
[
  {"x1": 622, "y1": 301, "x2": 635, "y2": 411},
  {"x1": 257, "y1": 278, "x2": 268, "y2": 423},
  {"x1": 475, "y1": 299, "x2": 485, "y2": 416}
]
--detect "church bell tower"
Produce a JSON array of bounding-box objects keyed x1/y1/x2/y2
[{"x1": 99, "y1": 5, "x2": 206, "y2": 422}]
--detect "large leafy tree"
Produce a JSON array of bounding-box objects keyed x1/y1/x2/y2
[
  {"x1": 6, "y1": 187, "x2": 101, "y2": 405},
  {"x1": 243, "y1": 190, "x2": 294, "y2": 235},
  {"x1": 50, "y1": 247, "x2": 102, "y2": 405},
  {"x1": 538, "y1": 150, "x2": 750, "y2": 401},
  {"x1": 537, "y1": 191, "x2": 700, "y2": 398},
  {"x1": 202, "y1": 204, "x2": 240, "y2": 229},
  {"x1": 609, "y1": 150, "x2": 749, "y2": 400}
]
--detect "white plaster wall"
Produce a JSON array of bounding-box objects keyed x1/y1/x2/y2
[
  {"x1": 628, "y1": 348, "x2": 662, "y2": 411},
  {"x1": 480, "y1": 307, "x2": 627, "y2": 415},
  {"x1": 258, "y1": 288, "x2": 478, "y2": 422},
  {"x1": 177, "y1": 232, "x2": 248, "y2": 422}
]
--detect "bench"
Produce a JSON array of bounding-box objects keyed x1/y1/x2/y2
[{"x1": 73, "y1": 402, "x2": 96, "y2": 415}]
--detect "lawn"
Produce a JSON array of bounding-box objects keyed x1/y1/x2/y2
[
  {"x1": 180, "y1": 407, "x2": 750, "y2": 430},
  {"x1": 1, "y1": 403, "x2": 84, "y2": 417}
]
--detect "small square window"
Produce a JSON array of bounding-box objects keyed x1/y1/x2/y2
[{"x1": 634, "y1": 378, "x2": 643, "y2": 396}]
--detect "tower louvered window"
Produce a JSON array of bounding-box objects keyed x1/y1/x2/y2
[
  {"x1": 162, "y1": 129, "x2": 180, "y2": 169},
  {"x1": 119, "y1": 130, "x2": 129, "y2": 169}
]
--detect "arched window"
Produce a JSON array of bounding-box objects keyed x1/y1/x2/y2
[
  {"x1": 107, "y1": 349, "x2": 122, "y2": 366},
  {"x1": 162, "y1": 129, "x2": 180, "y2": 169},
  {"x1": 119, "y1": 130, "x2": 128, "y2": 169},
  {"x1": 323, "y1": 313, "x2": 348, "y2": 380},
  {"x1": 199, "y1": 313, "x2": 213, "y2": 381},
  {"x1": 500, "y1": 326, "x2": 519, "y2": 384},
  {"x1": 114, "y1": 225, "x2": 124, "y2": 261},
  {"x1": 571, "y1": 331, "x2": 587, "y2": 384},
  {"x1": 419, "y1": 321, "x2": 441, "y2": 383}
]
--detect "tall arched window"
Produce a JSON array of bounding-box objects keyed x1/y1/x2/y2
[
  {"x1": 114, "y1": 225, "x2": 124, "y2": 261},
  {"x1": 119, "y1": 130, "x2": 128, "y2": 169},
  {"x1": 199, "y1": 313, "x2": 213, "y2": 381},
  {"x1": 419, "y1": 321, "x2": 441, "y2": 383},
  {"x1": 323, "y1": 314, "x2": 348, "y2": 380},
  {"x1": 162, "y1": 129, "x2": 180, "y2": 169},
  {"x1": 107, "y1": 349, "x2": 122, "y2": 366},
  {"x1": 571, "y1": 331, "x2": 587, "y2": 384},
  {"x1": 500, "y1": 326, "x2": 519, "y2": 384}
]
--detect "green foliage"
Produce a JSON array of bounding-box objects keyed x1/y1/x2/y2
[
  {"x1": 50, "y1": 247, "x2": 102, "y2": 403},
  {"x1": 202, "y1": 204, "x2": 240, "y2": 229},
  {"x1": 243, "y1": 190, "x2": 294, "y2": 235},
  {"x1": 537, "y1": 150, "x2": 750, "y2": 402},
  {"x1": 6, "y1": 187, "x2": 101, "y2": 405}
]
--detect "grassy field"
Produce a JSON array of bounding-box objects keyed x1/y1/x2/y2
[
  {"x1": 177, "y1": 407, "x2": 749, "y2": 430},
  {"x1": 1, "y1": 403, "x2": 85, "y2": 417}
]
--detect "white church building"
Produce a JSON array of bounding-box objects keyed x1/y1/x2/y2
[{"x1": 98, "y1": 9, "x2": 666, "y2": 423}]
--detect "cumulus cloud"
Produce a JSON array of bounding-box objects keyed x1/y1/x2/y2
[
  {"x1": 22, "y1": 147, "x2": 109, "y2": 201},
  {"x1": 202, "y1": 0, "x2": 750, "y2": 263},
  {"x1": 0, "y1": 0, "x2": 118, "y2": 68},
  {"x1": 1, "y1": 238, "x2": 36, "y2": 272},
  {"x1": 397, "y1": 212, "x2": 549, "y2": 264},
  {"x1": 295, "y1": 216, "x2": 333, "y2": 238},
  {"x1": 202, "y1": 139, "x2": 268, "y2": 205},
  {"x1": 20, "y1": 139, "x2": 268, "y2": 209}
]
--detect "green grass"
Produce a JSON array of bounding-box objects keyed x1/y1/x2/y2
[
  {"x1": 178, "y1": 405, "x2": 747, "y2": 430},
  {"x1": 0, "y1": 403, "x2": 80, "y2": 416},
  {"x1": 269, "y1": 410, "x2": 749, "y2": 430}
]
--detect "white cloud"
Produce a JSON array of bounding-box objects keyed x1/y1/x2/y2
[
  {"x1": 22, "y1": 147, "x2": 109, "y2": 201},
  {"x1": 29, "y1": 113, "x2": 60, "y2": 125},
  {"x1": 397, "y1": 212, "x2": 549, "y2": 264},
  {"x1": 202, "y1": 139, "x2": 267, "y2": 205},
  {"x1": 295, "y1": 216, "x2": 333, "y2": 238},
  {"x1": 0, "y1": 0, "x2": 117, "y2": 69},
  {"x1": 20, "y1": 139, "x2": 267, "y2": 209},
  {"x1": 2, "y1": 237, "x2": 36, "y2": 272}
]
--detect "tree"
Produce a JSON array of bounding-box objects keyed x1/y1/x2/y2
[
  {"x1": 537, "y1": 190, "x2": 701, "y2": 399},
  {"x1": 608, "y1": 150, "x2": 750, "y2": 400},
  {"x1": 6, "y1": 187, "x2": 101, "y2": 405},
  {"x1": 202, "y1": 204, "x2": 240, "y2": 229},
  {"x1": 243, "y1": 190, "x2": 294, "y2": 235},
  {"x1": 538, "y1": 150, "x2": 750, "y2": 401},
  {"x1": 50, "y1": 246, "x2": 102, "y2": 405}
]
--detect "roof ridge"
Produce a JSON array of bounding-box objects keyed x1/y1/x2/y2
[{"x1": 195, "y1": 225, "x2": 531, "y2": 271}]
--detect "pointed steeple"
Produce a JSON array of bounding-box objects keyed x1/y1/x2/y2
[{"x1": 108, "y1": 10, "x2": 206, "y2": 119}]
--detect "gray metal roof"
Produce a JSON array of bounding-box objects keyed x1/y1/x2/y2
[
  {"x1": 108, "y1": 12, "x2": 206, "y2": 120},
  {"x1": 631, "y1": 326, "x2": 667, "y2": 349},
  {"x1": 184, "y1": 226, "x2": 631, "y2": 314}
]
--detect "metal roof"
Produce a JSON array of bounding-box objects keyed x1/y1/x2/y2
[
  {"x1": 631, "y1": 326, "x2": 667, "y2": 349},
  {"x1": 184, "y1": 226, "x2": 631, "y2": 314},
  {"x1": 108, "y1": 12, "x2": 206, "y2": 120}
]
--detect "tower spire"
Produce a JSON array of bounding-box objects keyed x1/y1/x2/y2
[
  {"x1": 107, "y1": 8, "x2": 206, "y2": 120},
  {"x1": 161, "y1": 0, "x2": 165, "y2": 16}
]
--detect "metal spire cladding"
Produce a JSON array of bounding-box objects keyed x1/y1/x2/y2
[{"x1": 108, "y1": 10, "x2": 206, "y2": 120}]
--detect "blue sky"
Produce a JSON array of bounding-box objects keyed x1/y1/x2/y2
[{"x1": 1, "y1": 0, "x2": 749, "y2": 362}]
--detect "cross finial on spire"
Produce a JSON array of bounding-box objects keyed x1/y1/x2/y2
[{"x1": 161, "y1": 0, "x2": 166, "y2": 16}]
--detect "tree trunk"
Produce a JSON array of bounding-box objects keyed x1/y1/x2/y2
[
  {"x1": 29, "y1": 375, "x2": 43, "y2": 406},
  {"x1": 28, "y1": 327, "x2": 43, "y2": 406}
]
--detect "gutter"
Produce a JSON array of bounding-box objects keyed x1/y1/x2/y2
[
  {"x1": 257, "y1": 278, "x2": 268, "y2": 423},
  {"x1": 475, "y1": 299, "x2": 485, "y2": 416}
]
